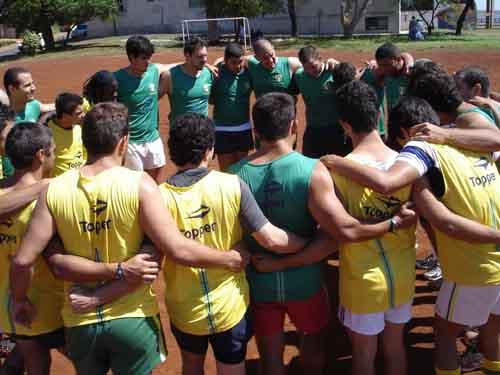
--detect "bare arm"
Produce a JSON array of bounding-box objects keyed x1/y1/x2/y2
[
  {"x1": 321, "y1": 155, "x2": 420, "y2": 195},
  {"x1": 252, "y1": 229, "x2": 336, "y2": 273},
  {"x1": 288, "y1": 56, "x2": 302, "y2": 74},
  {"x1": 410, "y1": 119, "x2": 500, "y2": 152},
  {"x1": 252, "y1": 222, "x2": 308, "y2": 254},
  {"x1": 139, "y1": 174, "x2": 248, "y2": 271},
  {"x1": 40, "y1": 103, "x2": 55, "y2": 113},
  {"x1": 413, "y1": 177, "x2": 500, "y2": 243},
  {"x1": 308, "y1": 163, "x2": 416, "y2": 242},
  {"x1": 0, "y1": 179, "x2": 50, "y2": 219},
  {"x1": 10, "y1": 187, "x2": 55, "y2": 301},
  {"x1": 158, "y1": 69, "x2": 172, "y2": 99},
  {"x1": 155, "y1": 62, "x2": 180, "y2": 75}
]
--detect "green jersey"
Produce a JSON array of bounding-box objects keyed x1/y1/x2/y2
[
  {"x1": 211, "y1": 64, "x2": 252, "y2": 126},
  {"x1": 360, "y1": 69, "x2": 386, "y2": 136},
  {"x1": 114, "y1": 64, "x2": 160, "y2": 144},
  {"x1": 169, "y1": 65, "x2": 213, "y2": 123},
  {"x1": 15, "y1": 99, "x2": 41, "y2": 123},
  {"x1": 248, "y1": 56, "x2": 292, "y2": 98},
  {"x1": 229, "y1": 152, "x2": 321, "y2": 302},
  {"x1": 292, "y1": 67, "x2": 338, "y2": 129}
]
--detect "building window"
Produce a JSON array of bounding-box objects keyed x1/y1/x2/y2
[
  {"x1": 189, "y1": 0, "x2": 203, "y2": 8},
  {"x1": 365, "y1": 16, "x2": 389, "y2": 31}
]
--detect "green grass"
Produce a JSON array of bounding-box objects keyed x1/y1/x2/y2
[{"x1": 1, "y1": 29, "x2": 499, "y2": 65}]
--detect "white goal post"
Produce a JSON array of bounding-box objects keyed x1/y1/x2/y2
[{"x1": 181, "y1": 17, "x2": 252, "y2": 51}]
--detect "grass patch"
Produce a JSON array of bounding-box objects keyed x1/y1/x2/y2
[{"x1": 0, "y1": 38, "x2": 17, "y2": 48}]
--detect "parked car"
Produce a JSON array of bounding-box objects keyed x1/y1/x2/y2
[{"x1": 70, "y1": 24, "x2": 88, "y2": 39}]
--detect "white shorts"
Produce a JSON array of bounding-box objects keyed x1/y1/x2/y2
[
  {"x1": 124, "y1": 137, "x2": 166, "y2": 171},
  {"x1": 436, "y1": 279, "x2": 500, "y2": 326},
  {"x1": 339, "y1": 303, "x2": 412, "y2": 336}
]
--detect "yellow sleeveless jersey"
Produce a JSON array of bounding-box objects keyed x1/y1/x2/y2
[
  {"x1": 48, "y1": 120, "x2": 87, "y2": 177},
  {"x1": 431, "y1": 144, "x2": 500, "y2": 286},
  {"x1": 0, "y1": 198, "x2": 64, "y2": 336},
  {"x1": 46, "y1": 167, "x2": 158, "y2": 327},
  {"x1": 159, "y1": 171, "x2": 249, "y2": 335},
  {"x1": 332, "y1": 155, "x2": 416, "y2": 314}
]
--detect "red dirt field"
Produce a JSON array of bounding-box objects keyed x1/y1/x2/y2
[{"x1": 1, "y1": 47, "x2": 499, "y2": 374}]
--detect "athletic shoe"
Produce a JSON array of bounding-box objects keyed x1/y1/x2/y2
[
  {"x1": 416, "y1": 254, "x2": 438, "y2": 270},
  {"x1": 460, "y1": 349, "x2": 483, "y2": 372},
  {"x1": 428, "y1": 277, "x2": 443, "y2": 291},
  {"x1": 424, "y1": 265, "x2": 442, "y2": 281},
  {"x1": 0, "y1": 334, "x2": 15, "y2": 358}
]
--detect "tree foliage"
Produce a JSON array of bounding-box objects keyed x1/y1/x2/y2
[
  {"x1": 0, "y1": 0, "x2": 118, "y2": 49},
  {"x1": 203, "y1": 0, "x2": 283, "y2": 18},
  {"x1": 404, "y1": 0, "x2": 448, "y2": 35}
]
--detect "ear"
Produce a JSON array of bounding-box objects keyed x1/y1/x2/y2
[
  {"x1": 204, "y1": 147, "x2": 214, "y2": 162},
  {"x1": 117, "y1": 134, "x2": 129, "y2": 157},
  {"x1": 472, "y1": 83, "x2": 482, "y2": 97},
  {"x1": 290, "y1": 119, "x2": 298, "y2": 135},
  {"x1": 339, "y1": 119, "x2": 351, "y2": 136},
  {"x1": 35, "y1": 148, "x2": 45, "y2": 165},
  {"x1": 397, "y1": 127, "x2": 411, "y2": 146}
]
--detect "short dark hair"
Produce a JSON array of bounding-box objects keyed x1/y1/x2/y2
[
  {"x1": 83, "y1": 70, "x2": 118, "y2": 105},
  {"x1": 336, "y1": 80, "x2": 379, "y2": 133},
  {"x1": 55, "y1": 92, "x2": 83, "y2": 118},
  {"x1": 224, "y1": 42, "x2": 244, "y2": 60},
  {"x1": 375, "y1": 43, "x2": 401, "y2": 60},
  {"x1": 298, "y1": 45, "x2": 320, "y2": 64},
  {"x1": 82, "y1": 102, "x2": 129, "y2": 157},
  {"x1": 168, "y1": 113, "x2": 215, "y2": 167},
  {"x1": 332, "y1": 62, "x2": 357, "y2": 88},
  {"x1": 3, "y1": 67, "x2": 30, "y2": 96},
  {"x1": 126, "y1": 35, "x2": 154, "y2": 59},
  {"x1": 5, "y1": 123, "x2": 53, "y2": 169},
  {"x1": 253, "y1": 93, "x2": 296, "y2": 142},
  {"x1": 184, "y1": 37, "x2": 207, "y2": 56},
  {"x1": 388, "y1": 96, "x2": 440, "y2": 145},
  {"x1": 454, "y1": 66, "x2": 490, "y2": 97},
  {"x1": 407, "y1": 71, "x2": 463, "y2": 113}
]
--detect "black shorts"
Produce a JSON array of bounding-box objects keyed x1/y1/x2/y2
[
  {"x1": 302, "y1": 126, "x2": 352, "y2": 158},
  {"x1": 171, "y1": 311, "x2": 252, "y2": 364},
  {"x1": 12, "y1": 327, "x2": 65, "y2": 349},
  {"x1": 215, "y1": 129, "x2": 254, "y2": 155}
]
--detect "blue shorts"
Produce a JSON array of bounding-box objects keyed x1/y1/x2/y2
[{"x1": 170, "y1": 311, "x2": 252, "y2": 364}]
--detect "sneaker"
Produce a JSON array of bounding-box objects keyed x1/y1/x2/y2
[
  {"x1": 460, "y1": 349, "x2": 483, "y2": 372},
  {"x1": 416, "y1": 254, "x2": 438, "y2": 270},
  {"x1": 424, "y1": 265, "x2": 442, "y2": 281},
  {"x1": 428, "y1": 277, "x2": 443, "y2": 291},
  {"x1": 0, "y1": 334, "x2": 15, "y2": 358}
]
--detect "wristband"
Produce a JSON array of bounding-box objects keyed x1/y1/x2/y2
[{"x1": 115, "y1": 263, "x2": 124, "y2": 280}]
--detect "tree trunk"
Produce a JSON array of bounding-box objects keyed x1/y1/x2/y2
[
  {"x1": 287, "y1": 0, "x2": 298, "y2": 37},
  {"x1": 40, "y1": 21, "x2": 54, "y2": 49},
  {"x1": 205, "y1": 1, "x2": 219, "y2": 43},
  {"x1": 456, "y1": 0, "x2": 474, "y2": 36},
  {"x1": 341, "y1": 0, "x2": 371, "y2": 38}
]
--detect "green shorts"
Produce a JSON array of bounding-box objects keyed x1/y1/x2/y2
[{"x1": 66, "y1": 315, "x2": 167, "y2": 375}]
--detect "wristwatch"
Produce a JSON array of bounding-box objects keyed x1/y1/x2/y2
[
  {"x1": 115, "y1": 263, "x2": 124, "y2": 280},
  {"x1": 389, "y1": 217, "x2": 398, "y2": 233}
]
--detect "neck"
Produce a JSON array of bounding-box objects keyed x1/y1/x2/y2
[
  {"x1": 183, "y1": 63, "x2": 201, "y2": 77},
  {"x1": 257, "y1": 138, "x2": 293, "y2": 158},
  {"x1": 350, "y1": 129, "x2": 385, "y2": 149},
  {"x1": 127, "y1": 65, "x2": 145, "y2": 77},
  {"x1": 12, "y1": 168, "x2": 42, "y2": 187},
  {"x1": 177, "y1": 160, "x2": 209, "y2": 173},
  {"x1": 55, "y1": 118, "x2": 73, "y2": 129},
  {"x1": 83, "y1": 154, "x2": 122, "y2": 175},
  {"x1": 10, "y1": 97, "x2": 27, "y2": 113}
]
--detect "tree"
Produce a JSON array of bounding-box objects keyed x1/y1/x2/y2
[
  {"x1": 455, "y1": 0, "x2": 475, "y2": 35},
  {"x1": 0, "y1": 0, "x2": 117, "y2": 49},
  {"x1": 405, "y1": 0, "x2": 446, "y2": 35},
  {"x1": 287, "y1": 0, "x2": 298, "y2": 37},
  {"x1": 340, "y1": 0, "x2": 372, "y2": 37}
]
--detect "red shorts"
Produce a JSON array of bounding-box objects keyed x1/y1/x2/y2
[{"x1": 251, "y1": 287, "x2": 330, "y2": 337}]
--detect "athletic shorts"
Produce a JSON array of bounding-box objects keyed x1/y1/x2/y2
[
  {"x1": 215, "y1": 123, "x2": 254, "y2": 155},
  {"x1": 66, "y1": 315, "x2": 167, "y2": 375},
  {"x1": 302, "y1": 126, "x2": 352, "y2": 159},
  {"x1": 251, "y1": 287, "x2": 330, "y2": 337},
  {"x1": 436, "y1": 280, "x2": 500, "y2": 326},
  {"x1": 125, "y1": 137, "x2": 166, "y2": 171},
  {"x1": 12, "y1": 327, "x2": 65, "y2": 349},
  {"x1": 338, "y1": 303, "x2": 412, "y2": 336},
  {"x1": 171, "y1": 310, "x2": 252, "y2": 365}
]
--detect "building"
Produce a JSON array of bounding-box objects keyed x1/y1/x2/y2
[{"x1": 87, "y1": 0, "x2": 405, "y2": 38}]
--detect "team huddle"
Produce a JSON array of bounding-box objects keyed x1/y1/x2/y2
[{"x1": 0, "y1": 34, "x2": 500, "y2": 375}]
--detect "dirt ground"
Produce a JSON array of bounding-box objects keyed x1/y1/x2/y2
[{"x1": 2, "y1": 47, "x2": 499, "y2": 374}]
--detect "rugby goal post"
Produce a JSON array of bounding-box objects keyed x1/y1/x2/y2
[{"x1": 181, "y1": 17, "x2": 252, "y2": 51}]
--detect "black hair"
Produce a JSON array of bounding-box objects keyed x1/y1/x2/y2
[
  {"x1": 126, "y1": 35, "x2": 154, "y2": 59},
  {"x1": 407, "y1": 71, "x2": 463, "y2": 113},
  {"x1": 388, "y1": 96, "x2": 440, "y2": 146},
  {"x1": 82, "y1": 102, "x2": 129, "y2": 157},
  {"x1": 375, "y1": 43, "x2": 401, "y2": 60},
  {"x1": 336, "y1": 80, "x2": 379, "y2": 133},
  {"x1": 332, "y1": 62, "x2": 357, "y2": 88},
  {"x1": 224, "y1": 42, "x2": 244, "y2": 60},
  {"x1": 298, "y1": 45, "x2": 320, "y2": 64},
  {"x1": 0, "y1": 103, "x2": 14, "y2": 134},
  {"x1": 184, "y1": 37, "x2": 207, "y2": 56},
  {"x1": 168, "y1": 113, "x2": 215, "y2": 167},
  {"x1": 83, "y1": 70, "x2": 118, "y2": 105},
  {"x1": 252, "y1": 93, "x2": 296, "y2": 142},
  {"x1": 55, "y1": 92, "x2": 83, "y2": 118},
  {"x1": 3, "y1": 67, "x2": 30, "y2": 96},
  {"x1": 5, "y1": 122, "x2": 53, "y2": 169},
  {"x1": 454, "y1": 65, "x2": 490, "y2": 97}
]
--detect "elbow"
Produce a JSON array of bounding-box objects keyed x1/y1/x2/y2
[
  {"x1": 11, "y1": 254, "x2": 33, "y2": 271},
  {"x1": 375, "y1": 182, "x2": 396, "y2": 195}
]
